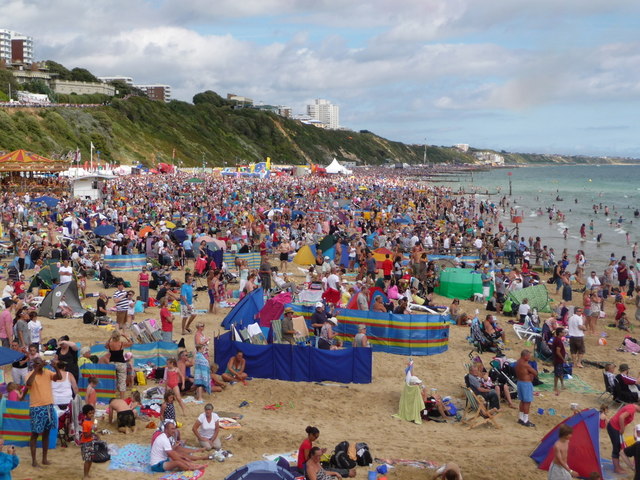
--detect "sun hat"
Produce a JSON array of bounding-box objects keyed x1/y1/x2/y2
[
  {"x1": 315, "y1": 302, "x2": 324, "y2": 309},
  {"x1": 124, "y1": 352, "x2": 133, "y2": 361},
  {"x1": 328, "y1": 317, "x2": 338, "y2": 325},
  {"x1": 284, "y1": 307, "x2": 294, "y2": 314}
]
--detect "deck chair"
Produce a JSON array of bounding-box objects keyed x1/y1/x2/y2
[
  {"x1": 597, "y1": 371, "x2": 615, "y2": 405},
  {"x1": 462, "y1": 388, "x2": 502, "y2": 429},
  {"x1": 513, "y1": 323, "x2": 541, "y2": 342},
  {"x1": 247, "y1": 323, "x2": 267, "y2": 345},
  {"x1": 292, "y1": 315, "x2": 309, "y2": 345},
  {"x1": 271, "y1": 319, "x2": 283, "y2": 344}
]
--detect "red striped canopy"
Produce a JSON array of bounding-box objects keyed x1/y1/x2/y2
[{"x1": 0, "y1": 149, "x2": 70, "y2": 172}]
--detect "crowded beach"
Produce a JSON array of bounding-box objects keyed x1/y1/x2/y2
[{"x1": 0, "y1": 167, "x2": 639, "y2": 480}]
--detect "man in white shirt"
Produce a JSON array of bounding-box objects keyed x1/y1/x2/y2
[
  {"x1": 150, "y1": 422, "x2": 207, "y2": 473},
  {"x1": 585, "y1": 271, "x2": 601, "y2": 291},
  {"x1": 58, "y1": 259, "x2": 73, "y2": 284},
  {"x1": 326, "y1": 268, "x2": 341, "y2": 291},
  {"x1": 567, "y1": 307, "x2": 586, "y2": 368}
]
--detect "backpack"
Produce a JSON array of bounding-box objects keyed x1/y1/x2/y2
[
  {"x1": 355, "y1": 442, "x2": 373, "y2": 467},
  {"x1": 92, "y1": 440, "x2": 111, "y2": 463},
  {"x1": 83, "y1": 311, "x2": 96, "y2": 325},
  {"x1": 330, "y1": 441, "x2": 357, "y2": 470}
]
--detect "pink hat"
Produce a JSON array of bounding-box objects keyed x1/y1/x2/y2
[{"x1": 124, "y1": 352, "x2": 133, "y2": 361}]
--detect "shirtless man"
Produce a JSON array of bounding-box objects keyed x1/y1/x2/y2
[
  {"x1": 108, "y1": 398, "x2": 136, "y2": 434},
  {"x1": 515, "y1": 349, "x2": 537, "y2": 428},
  {"x1": 548, "y1": 424, "x2": 578, "y2": 479},
  {"x1": 431, "y1": 461, "x2": 463, "y2": 480}
]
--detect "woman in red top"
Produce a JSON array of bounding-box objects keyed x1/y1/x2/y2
[
  {"x1": 297, "y1": 426, "x2": 320, "y2": 473},
  {"x1": 607, "y1": 403, "x2": 640, "y2": 473},
  {"x1": 138, "y1": 266, "x2": 150, "y2": 305}
]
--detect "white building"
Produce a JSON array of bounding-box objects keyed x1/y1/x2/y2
[
  {"x1": 0, "y1": 29, "x2": 33, "y2": 64},
  {"x1": 306, "y1": 99, "x2": 339, "y2": 129},
  {"x1": 98, "y1": 76, "x2": 134, "y2": 85}
]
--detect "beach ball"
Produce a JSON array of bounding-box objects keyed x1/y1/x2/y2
[{"x1": 598, "y1": 338, "x2": 607, "y2": 346}]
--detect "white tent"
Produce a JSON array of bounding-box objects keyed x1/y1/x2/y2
[{"x1": 325, "y1": 158, "x2": 352, "y2": 175}]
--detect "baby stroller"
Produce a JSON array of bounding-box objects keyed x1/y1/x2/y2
[
  {"x1": 100, "y1": 268, "x2": 124, "y2": 288},
  {"x1": 468, "y1": 317, "x2": 503, "y2": 355},
  {"x1": 56, "y1": 395, "x2": 83, "y2": 447}
]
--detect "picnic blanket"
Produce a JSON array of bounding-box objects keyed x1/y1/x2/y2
[
  {"x1": 108, "y1": 443, "x2": 153, "y2": 473},
  {"x1": 535, "y1": 373, "x2": 600, "y2": 395},
  {"x1": 160, "y1": 470, "x2": 205, "y2": 480},
  {"x1": 108, "y1": 443, "x2": 205, "y2": 480}
]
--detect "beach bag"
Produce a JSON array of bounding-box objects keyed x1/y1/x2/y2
[
  {"x1": 92, "y1": 440, "x2": 111, "y2": 463},
  {"x1": 83, "y1": 311, "x2": 95, "y2": 325},
  {"x1": 136, "y1": 370, "x2": 147, "y2": 386},
  {"x1": 355, "y1": 442, "x2": 373, "y2": 467},
  {"x1": 331, "y1": 441, "x2": 357, "y2": 470},
  {"x1": 502, "y1": 299, "x2": 513, "y2": 314}
]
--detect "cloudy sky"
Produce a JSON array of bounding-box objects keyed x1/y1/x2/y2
[{"x1": 3, "y1": 0, "x2": 640, "y2": 157}]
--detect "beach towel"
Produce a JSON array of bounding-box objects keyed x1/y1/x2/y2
[
  {"x1": 193, "y1": 352, "x2": 211, "y2": 395},
  {"x1": 263, "y1": 451, "x2": 297, "y2": 463},
  {"x1": 160, "y1": 470, "x2": 205, "y2": 480},
  {"x1": 535, "y1": 373, "x2": 600, "y2": 395},
  {"x1": 392, "y1": 383, "x2": 425, "y2": 424},
  {"x1": 374, "y1": 457, "x2": 440, "y2": 469},
  {"x1": 219, "y1": 417, "x2": 241, "y2": 429},
  {"x1": 108, "y1": 443, "x2": 153, "y2": 473}
]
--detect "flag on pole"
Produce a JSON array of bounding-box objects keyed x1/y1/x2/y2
[
  {"x1": 404, "y1": 358, "x2": 414, "y2": 385},
  {"x1": 90, "y1": 142, "x2": 95, "y2": 171},
  {"x1": 172, "y1": 148, "x2": 176, "y2": 159}
]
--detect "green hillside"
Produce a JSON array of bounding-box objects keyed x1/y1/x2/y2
[{"x1": 0, "y1": 90, "x2": 479, "y2": 167}]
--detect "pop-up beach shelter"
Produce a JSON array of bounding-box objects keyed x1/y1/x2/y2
[
  {"x1": 221, "y1": 287, "x2": 264, "y2": 329},
  {"x1": 224, "y1": 460, "x2": 295, "y2": 480},
  {"x1": 435, "y1": 268, "x2": 492, "y2": 299},
  {"x1": 530, "y1": 408, "x2": 602, "y2": 478},
  {"x1": 293, "y1": 245, "x2": 315, "y2": 265},
  {"x1": 507, "y1": 284, "x2": 552, "y2": 313},
  {"x1": 38, "y1": 280, "x2": 86, "y2": 319}
]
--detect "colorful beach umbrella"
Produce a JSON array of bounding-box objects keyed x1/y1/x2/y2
[{"x1": 138, "y1": 226, "x2": 154, "y2": 238}]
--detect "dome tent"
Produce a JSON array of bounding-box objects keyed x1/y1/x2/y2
[{"x1": 224, "y1": 460, "x2": 295, "y2": 480}]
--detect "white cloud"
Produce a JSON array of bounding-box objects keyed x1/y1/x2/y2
[{"x1": 2, "y1": 0, "x2": 640, "y2": 155}]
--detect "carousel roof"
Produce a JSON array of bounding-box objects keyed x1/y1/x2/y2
[{"x1": 0, "y1": 149, "x2": 70, "y2": 172}]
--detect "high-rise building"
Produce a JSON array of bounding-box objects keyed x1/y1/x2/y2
[
  {"x1": 0, "y1": 29, "x2": 33, "y2": 64},
  {"x1": 306, "y1": 99, "x2": 339, "y2": 129},
  {"x1": 134, "y1": 84, "x2": 172, "y2": 102}
]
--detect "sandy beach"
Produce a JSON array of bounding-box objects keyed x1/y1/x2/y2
[{"x1": 3, "y1": 260, "x2": 635, "y2": 480}]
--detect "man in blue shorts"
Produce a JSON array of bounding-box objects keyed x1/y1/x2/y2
[
  {"x1": 515, "y1": 349, "x2": 538, "y2": 428},
  {"x1": 25, "y1": 357, "x2": 62, "y2": 467}
]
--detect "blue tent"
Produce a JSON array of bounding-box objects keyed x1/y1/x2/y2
[
  {"x1": 530, "y1": 409, "x2": 601, "y2": 478},
  {"x1": 221, "y1": 288, "x2": 265, "y2": 329},
  {"x1": 224, "y1": 460, "x2": 295, "y2": 480},
  {"x1": 0, "y1": 346, "x2": 25, "y2": 367},
  {"x1": 30, "y1": 196, "x2": 58, "y2": 208}
]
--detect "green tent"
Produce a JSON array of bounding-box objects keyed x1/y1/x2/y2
[
  {"x1": 318, "y1": 235, "x2": 336, "y2": 254},
  {"x1": 29, "y1": 260, "x2": 59, "y2": 290},
  {"x1": 435, "y1": 268, "x2": 493, "y2": 300},
  {"x1": 506, "y1": 284, "x2": 552, "y2": 313}
]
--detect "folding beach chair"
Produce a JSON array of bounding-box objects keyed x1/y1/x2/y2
[
  {"x1": 271, "y1": 319, "x2": 283, "y2": 344},
  {"x1": 597, "y1": 371, "x2": 615, "y2": 405},
  {"x1": 462, "y1": 388, "x2": 502, "y2": 429}
]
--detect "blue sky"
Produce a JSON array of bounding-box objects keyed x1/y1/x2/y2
[{"x1": 3, "y1": 0, "x2": 640, "y2": 157}]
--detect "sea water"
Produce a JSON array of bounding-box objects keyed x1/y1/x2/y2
[{"x1": 451, "y1": 164, "x2": 640, "y2": 272}]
